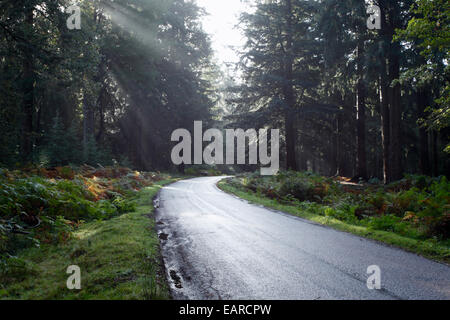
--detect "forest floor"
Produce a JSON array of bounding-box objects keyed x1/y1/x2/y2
[
  {"x1": 0, "y1": 168, "x2": 182, "y2": 299},
  {"x1": 218, "y1": 173, "x2": 450, "y2": 264}
]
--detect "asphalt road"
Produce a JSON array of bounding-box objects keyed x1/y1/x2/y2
[{"x1": 155, "y1": 177, "x2": 450, "y2": 300}]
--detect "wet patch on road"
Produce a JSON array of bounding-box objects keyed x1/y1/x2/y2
[
  {"x1": 159, "y1": 232, "x2": 169, "y2": 240},
  {"x1": 170, "y1": 270, "x2": 183, "y2": 289}
]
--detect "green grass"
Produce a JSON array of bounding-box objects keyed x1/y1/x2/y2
[
  {"x1": 218, "y1": 179, "x2": 450, "y2": 264},
  {"x1": 0, "y1": 179, "x2": 177, "y2": 300}
]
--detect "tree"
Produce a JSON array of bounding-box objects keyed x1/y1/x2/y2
[
  {"x1": 231, "y1": 0, "x2": 321, "y2": 171},
  {"x1": 396, "y1": 0, "x2": 450, "y2": 154},
  {"x1": 0, "y1": 0, "x2": 217, "y2": 170}
]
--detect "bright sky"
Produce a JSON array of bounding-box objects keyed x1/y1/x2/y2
[{"x1": 196, "y1": 0, "x2": 249, "y2": 70}]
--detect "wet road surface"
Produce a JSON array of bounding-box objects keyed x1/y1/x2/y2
[{"x1": 155, "y1": 177, "x2": 450, "y2": 300}]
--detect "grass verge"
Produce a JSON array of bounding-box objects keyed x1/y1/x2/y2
[
  {"x1": 218, "y1": 179, "x2": 450, "y2": 264},
  {"x1": 0, "y1": 179, "x2": 177, "y2": 300}
]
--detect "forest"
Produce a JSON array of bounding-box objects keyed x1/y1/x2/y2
[
  {"x1": 0, "y1": 0, "x2": 448, "y2": 180},
  {"x1": 0, "y1": 0, "x2": 449, "y2": 299},
  {"x1": 227, "y1": 0, "x2": 449, "y2": 182},
  {"x1": 0, "y1": 0, "x2": 217, "y2": 171}
]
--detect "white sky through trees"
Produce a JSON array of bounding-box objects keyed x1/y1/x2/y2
[{"x1": 196, "y1": 0, "x2": 248, "y2": 71}]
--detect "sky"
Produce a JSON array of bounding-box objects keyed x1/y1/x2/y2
[{"x1": 196, "y1": 0, "x2": 249, "y2": 71}]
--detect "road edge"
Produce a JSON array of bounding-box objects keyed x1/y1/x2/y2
[{"x1": 216, "y1": 177, "x2": 450, "y2": 266}]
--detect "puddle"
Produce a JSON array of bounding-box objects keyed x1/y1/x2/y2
[
  {"x1": 169, "y1": 270, "x2": 183, "y2": 289},
  {"x1": 159, "y1": 233, "x2": 169, "y2": 240}
]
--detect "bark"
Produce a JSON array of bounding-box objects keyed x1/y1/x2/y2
[
  {"x1": 417, "y1": 90, "x2": 431, "y2": 175},
  {"x1": 283, "y1": 0, "x2": 297, "y2": 171},
  {"x1": 355, "y1": 42, "x2": 367, "y2": 180},
  {"x1": 336, "y1": 111, "x2": 344, "y2": 176},
  {"x1": 297, "y1": 139, "x2": 308, "y2": 171},
  {"x1": 285, "y1": 110, "x2": 297, "y2": 170},
  {"x1": 388, "y1": 47, "x2": 403, "y2": 181},
  {"x1": 96, "y1": 86, "x2": 107, "y2": 143},
  {"x1": 21, "y1": 8, "x2": 34, "y2": 161},
  {"x1": 378, "y1": 1, "x2": 392, "y2": 183},
  {"x1": 384, "y1": 1, "x2": 403, "y2": 182},
  {"x1": 431, "y1": 131, "x2": 439, "y2": 177},
  {"x1": 330, "y1": 116, "x2": 338, "y2": 176},
  {"x1": 380, "y1": 68, "x2": 391, "y2": 183},
  {"x1": 82, "y1": 90, "x2": 95, "y2": 158},
  {"x1": 297, "y1": 138, "x2": 308, "y2": 171}
]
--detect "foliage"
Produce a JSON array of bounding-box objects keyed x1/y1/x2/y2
[
  {"x1": 0, "y1": 255, "x2": 37, "y2": 286},
  {"x1": 0, "y1": 166, "x2": 164, "y2": 257},
  {"x1": 39, "y1": 116, "x2": 80, "y2": 167},
  {"x1": 0, "y1": 0, "x2": 216, "y2": 170},
  {"x1": 395, "y1": 0, "x2": 450, "y2": 152},
  {"x1": 184, "y1": 166, "x2": 224, "y2": 177},
  {"x1": 227, "y1": 172, "x2": 450, "y2": 242},
  {"x1": 226, "y1": 0, "x2": 449, "y2": 179},
  {"x1": 396, "y1": 0, "x2": 450, "y2": 59},
  {"x1": 0, "y1": 180, "x2": 175, "y2": 299}
]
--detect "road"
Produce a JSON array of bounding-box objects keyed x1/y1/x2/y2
[{"x1": 155, "y1": 177, "x2": 450, "y2": 300}]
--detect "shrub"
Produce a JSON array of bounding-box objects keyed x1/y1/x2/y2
[
  {"x1": 0, "y1": 255, "x2": 37, "y2": 285},
  {"x1": 278, "y1": 178, "x2": 315, "y2": 201},
  {"x1": 95, "y1": 200, "x2": 119, "y2": 220},
  {"x1": 227, "y1": 171, "x2": 450, "y2": 242},
  {"x1": 113, "y1": 197, "x2": 137, "y2": 214},
  {"x1": 368, "y1": 215, "x2": 402, "y2": 232},
  {"x1": 0, "y1": 166, "x2": 162, "y2": 256},
  {"x1": 417, "y1": 177, "x2": 450, "y2": 239},
  {"x1": 34, "y1": 216, "x2": 73, "y2": 245}
]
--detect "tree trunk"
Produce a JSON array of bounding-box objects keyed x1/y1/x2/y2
[
  {"x1": 380, "y1": 67, "x2": 391, "y2": 183},
  {"x1": 283, "y1": 0, "x2": 297, "y2": 171},
  {"x1": 285, "y1": 110, "x2": 297, "y2": 170},
  {"x1": 417, "y1": 90, "x2": 431, "y2": 175},
  {"x1": 298, "y1": 139, "x2": 308, "y2": 171},
  {"x1": 21, "y1": 7, "x2": 35, "y2": 162},
  {"x1": 355, "y1": 42, "x2": 367, "y2": 180},
  {"x1": 378, "y1": 1, "x2": 392, "y2": 183},
  {"x1": 83, "y1": 90, "x2": 95, "y2": 159},
  {"x1": 389, "y1": 47, "x2": 403, "y2": 181},
  {"x1": 336, "y1": 111, "x2": 344, "y2": 176},
  {"x1": 431, "y1": 131, "x2": 439, "y2": 177},
  {"x1": 96, "y1": 86, "x2": 107, "y2": 143},
  {"x1": 330, "y1": 115, "x2": 338, "y2": 176},
  {"x1": 383, "y1": 1, "x2": 403, "y2": 182}
]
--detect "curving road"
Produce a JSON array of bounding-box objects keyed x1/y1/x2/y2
[{"x1": 155, "y1": 177, "x2": 450, "y2": 300}]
